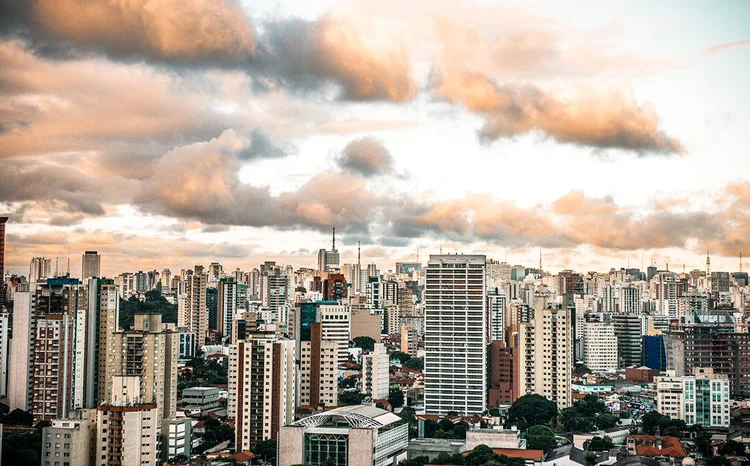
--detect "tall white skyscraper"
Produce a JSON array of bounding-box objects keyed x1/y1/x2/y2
[{"x1": 424, "y1": 254, "x2": 487, "y2": 415}]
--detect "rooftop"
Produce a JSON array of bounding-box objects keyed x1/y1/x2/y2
[{"x1": 291, "y1": 405, "x2": 402, "y2": 429}]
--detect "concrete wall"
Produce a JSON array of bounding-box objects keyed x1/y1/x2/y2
[{"x1": 278, "y1": 426, "x2": 305, "y2": 466}]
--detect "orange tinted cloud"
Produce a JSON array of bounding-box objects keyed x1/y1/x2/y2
[
  {"x1": 7, "y1": 0, "x2": 256, "y2": 64},
  {"x1": 434, "y1": 69, "x2": 683, "y2": 154}
]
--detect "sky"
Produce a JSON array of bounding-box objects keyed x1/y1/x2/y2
[{"x1": 0, "y1": 0, "x2": 749, "y2": 277}]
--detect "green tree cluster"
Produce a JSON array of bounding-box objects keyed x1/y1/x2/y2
[
  {"x1": 254, "y1": 439, "x2": 278, "y2": 465},
  {"x1": 640, "y1": 411, "x2": 686, "y2": 437},
  {"x1": 390, "y1": 351, "x2": 411, "y2": 364},
  {"x1": 422, "y1": 417, "x2": 470, "y2": 440},
  {"x1": 527, "y1": 425, "x2": 557, "y2": 453},
  {"x1": 119, "y1": 290, "x2": 177, "y2": 329},
  {"x1": 389, "y1": 388, "x2": 405, "y2": 408},
  {"x1": 718, "y1": 439, "x2": 747, "y2": 456},
  {"x1": 353, "y1": 336, "x2": 376, "y2": 352},
  {"x1": 403, "y1": 357, "x2": 424, "y2": 371},
  {"x1": 506, "y1": 394, "x2": 558, "y2": 430},
  {"x1": 560, "y1": 395, "x2": 620, "y2": 433},
  {"x1": 340, "y1": 390, "x2": 366, "y2": 406},
  {"x1": 584, "y1": 436, "x2": 614, "y2": 452}
]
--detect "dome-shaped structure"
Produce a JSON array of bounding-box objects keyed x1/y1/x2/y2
[
  {"x1": 682, "y1": 457, "x2": 696, "y2": 466},
  {"x1": 290, "y1": 405, "x2": 401, "y2": 429}
]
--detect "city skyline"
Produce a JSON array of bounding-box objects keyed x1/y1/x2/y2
[{"x1": 1, "y1": 0, "x2": 749, "y2": 276}]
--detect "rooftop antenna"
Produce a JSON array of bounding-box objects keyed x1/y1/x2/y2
[
  {"x1": 539, "y1": 249, "x2": 543, "y2": 271},
  {"x1": 706, "y1": 249, "x2": 711, "y2": 277},
  {"x1": 66, "y1": 245, "x2": 70, "y2": 277},
  {"x1": 55, "y1": 257, "x2": 59, "y2": 278},
  {"x1": 357, "y1": 241, "x2": 361, "y2": 267},
  {"x1": 332, "y1": 227, "x2": 336, "y2": 251},
  {"x1": 741, "y1": 252, "x2": 743, "y2": 273},
  {"x1": 440, "y1": 242, "x2": 443, "y2": 254}
]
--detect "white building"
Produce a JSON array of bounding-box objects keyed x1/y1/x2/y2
[
  {"x1": 278, "y1": 406, "x2": 408, "y2": 466},
  {"x1": 362, "y1": 343, "x2": 390, "y2": 400},
  {"x1": 0, "y1": 311, "x2": 8, "y2": 398},
  {"x1": 318, "y1": 303, "x2": 351, "y2": 364},
  {"x1": 424, "y1": 254, "x2": 487, "y2": 415},
  {"x1": 581, "y1": 320, "x2": 618, "y2": 373},
  {"x1": 655, "y1": 367, "x2": 730, "y2": 427}
]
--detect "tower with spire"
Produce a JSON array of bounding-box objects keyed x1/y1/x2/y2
[
  {"x1": 316, "y1": 227, "x2": 340, "y2": 272},
  {"x1": 706, "y1": 250, "x2": 712, "y2": 291}
]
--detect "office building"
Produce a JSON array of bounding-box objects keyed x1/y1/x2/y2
[
  {"x1": 488, "y1": 341, "x2": 516, "y2": 408},
  {"x1": 655, "y1": 368, "x2": 730, "y2": 427},
  {"x1": 182, "y1": 387, "x2": 220, "y2": 414},
  {"x1": 642, "y1": 335, "x2": 667, "y2": 371},
  {"x1": 613, "y1": 314, "x2": 643, "y2": 368},
  {"x1": 278, "y1": 406, "x2": 408, "y2": 466},
  {"x1": 362, "y1": 343, "x2": 390, "y2": 400},
  {"x1": 317, "y1": 228, "x2": 340, "y2": 272},
  {"x1": 81, "y1": 251, "x2": 101, "y2": 279},
  {"x1": 487, "y1": 288, "x2": 507, "y2": 343},
  {"x1": 424, "y1": 254, "x2": 487, "y2": 415}
]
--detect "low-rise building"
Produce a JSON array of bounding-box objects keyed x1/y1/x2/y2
[
  {"x1": 655, "y1": 367, "x2": 730, "y2": 427},
  {"x1": 161, "y1": 417, "x2": 191, "y2": 461},
  {"x1": 278, "y1": 405, "x2": 408, "y2": 466},
  {"x1": 465, "y1": 428, "x2": 523, "y2": 450},
  {"x1": 182, "y1": 387, "x2": 220, "y2": 414}
]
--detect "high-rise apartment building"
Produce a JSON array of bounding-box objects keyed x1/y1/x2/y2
[
  {"x1": 362, "y1": 343, "x2": 390, "y2": 400},
  {"x1": 318, "y1": 303, "x2": 351, "y2": 364},
  {"x1": 487, "y1": 288, "x2": 506, "y2": 343},
  {"x1": 217, "y1": 277, "x2": 238, "y2": 341},
  {"x1": 534, "y1": 302, "x2": 573, "y2": 408},
  {"x1": 29, "y1": 256, "x2": 53, "y2": 283},
  {"x1": 228, "y1": 327, "x2": 295, "y2": 451},
  {"x1": 653, "y1": 272, "x2": 678, "y2": 318},
  {"x1": 93, "y1": 279, "x2": 120, "y2": 408},
  {"x1": 298, "y1": 322, "x2": 338, "y2": 408},
  {"x1": 97, "y1": 376, "x2": 158, "y2": 466},
  {"x1": 109, "y1": 313, "x2": 178, "y2": 425},
  {"x1": 401, "y1": 323, "x2": 418, "y2": 356},
  {"x1": 0, "y1": 311, "x2": 8, "y2": 397},
  {"x1": 316, "y1": 228, "x2": 340, "y2": 272},
  {"x1": 424, "y1": 254, "x2": 487, "y2": 415},
  {"x1": 261, "y1": 265, "x2": 290, "y2": 317},
  {"x1": 82, "y1": 250, "x2": 101, "y2": 279},
  {"x1": 179, "y1": 266, "x2": 208, "y2": 347},
  {"x1": 619, "y1": 285, "x2": 641, "y2": 314},
  {"x1": 655, "y1": 368, "x2": 730, "y2": 427},
  {"x1": 0, "y1": 217, "x2": 6, "y2": 308}
]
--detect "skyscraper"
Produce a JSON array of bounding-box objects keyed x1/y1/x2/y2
[
  {"x1": 424, "y1": 254, "x2": 487, "y2": 415},
  {"x1": 316, "y1": 228, "x2": 340, "y2": 272},
  {"x1": 81, "y1": 250, "x2": 101, "y2": 279},
  {"x1": 217, "y1": 277, "x2": 238, "y2": 341}
]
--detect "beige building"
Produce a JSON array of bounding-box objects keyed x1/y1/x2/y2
[
  {"x1": 97, "y1": 376, "x2": 158, "y2": 466},
  {"x1": 298, "y1": 322, "x2": 338, "y2": 408},
  {"x1": 362, "y1": 343, "x2": 390, "y2": 400},
  {"x1": 178, "y1": 266, "x2": 208, "y2": 347},
  {"x1": 108, "y1": 313, "x2": 178, "y2": 425},
  {"x1": 401, "y1": 323, "x2": 418, "y2": 356},
  {"x1": 516, "y1": 298, "x2": 573, "y2": 409},
  {"x1": 655, "y1": 367, "x2": 731, "y2": 427},
  {"x1": 228, "y1": 326, "x2": 296, "y2": 451},
  {"x1": 41, "y1": 409, "x2": 97, "y2": 466},
  {"x1": 351, "y1": 308, "x2": 382, "y2": 341}
]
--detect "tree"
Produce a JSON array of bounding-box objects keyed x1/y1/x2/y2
[
  {"x1": 254, "y1": 439, "x2": 277, "y2": 465},
  {"x1": 527, "y1": 425, "x2": 557, "y2": 453},
  {"x1": 641, "y1": 411, "x2": 669, "y2": 435},
  {"x1": 584, "y1": 436, "x2": 614, "y2": 452},
  {"x1": 596, "y1": 413, "x2": 620, "y2": 430},
  {"x1": 423, "y1": 419, "x2": 439, "y2": 438},
  {"x1": 389, "y1": 388, "x2": 405, "y2": 408},
  {"x1": 340, "y1": 390, "x2": 365, "y2": 406},
  {"x1": 507, "y1": 394, "x2": 558, "y2": 430},
  {"x1": 585, "y1": 452, "x2": 597, "y2": 466},
  {"x1": 168, "y1": 455, "x2": 190, "y2": 464},
  {"x1": 390, "y1": 351, "x2": 412, "y2": 364},
  {"x1": 0, "y1": 408, "x2": 33, "y2": 426},
  {"x1": 707, "y1": 457, "x2": 731, "y2": 466},
  {"x1": 398, "y1": 456, "x2": 430, "y2": 466},
  {"x1": 438, "y1": 418, "x2": 455, "y2": 432},
  {"x1": 119, "y1": 291, "x2": 177, "y2": 329},
  {"x1": 403, "y1": 357, "x2": 424, "y2": 371},
  {"x1": 453, "y1": 423, "x2": 468, "y2": 440},
  {"x1": 1, "y1": 427, "x2": 42, "y2": 466},
  {"x1": 340, "y1": 375, "x2": 358, "y2": 389},
  {"x1": 465, "y1": 445, "x2": 496, "y2": 465},
  {"x1": 353, "y1": 336, "x2": 376, "y2": 352},
  {"x1": 718, "y1": 439, "x2": 746, "y2": 456},
  {"x1": 560, "y1": 407, "x2": 596, "y2": 433},
  {"x1": 399, "y1": 407, "x2": 418, "y2": 438},
  {"x1": 575, "y1": 363, "x2": 592, "y2": 374}
]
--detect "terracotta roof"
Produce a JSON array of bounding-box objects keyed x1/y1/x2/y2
[
  {"x1": 235, "y1": 451, "x2": 256, "y2": 462},
  {"x1": 631, "y1": 436, "x2": 686, "y2": 458}
]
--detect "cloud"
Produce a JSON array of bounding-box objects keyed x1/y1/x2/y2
[
  {"x1": 433, "y1": 69, "x2": 683, "y2": 154},
  {"x1": 135, "y1": 130, "x2": 388, "y2": 233},
  {"x1": 1, "y1": 4, "x2": 416, "y2": 102},
  {"x1": 253, "y1": 15, "x2": 417, "y2": 101},
  {"x1": 705, "y1": 39, "x2": 750, "y2": 54},
  {"x1": 336, "y1": 137, "x2": 394, "y2": 176},
  {"x1": 0, "y1": 0, "x2": 256, "y2": 65},
  {"x1": 236, "y1": 127, "x2": 294, "y2": 160}
]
